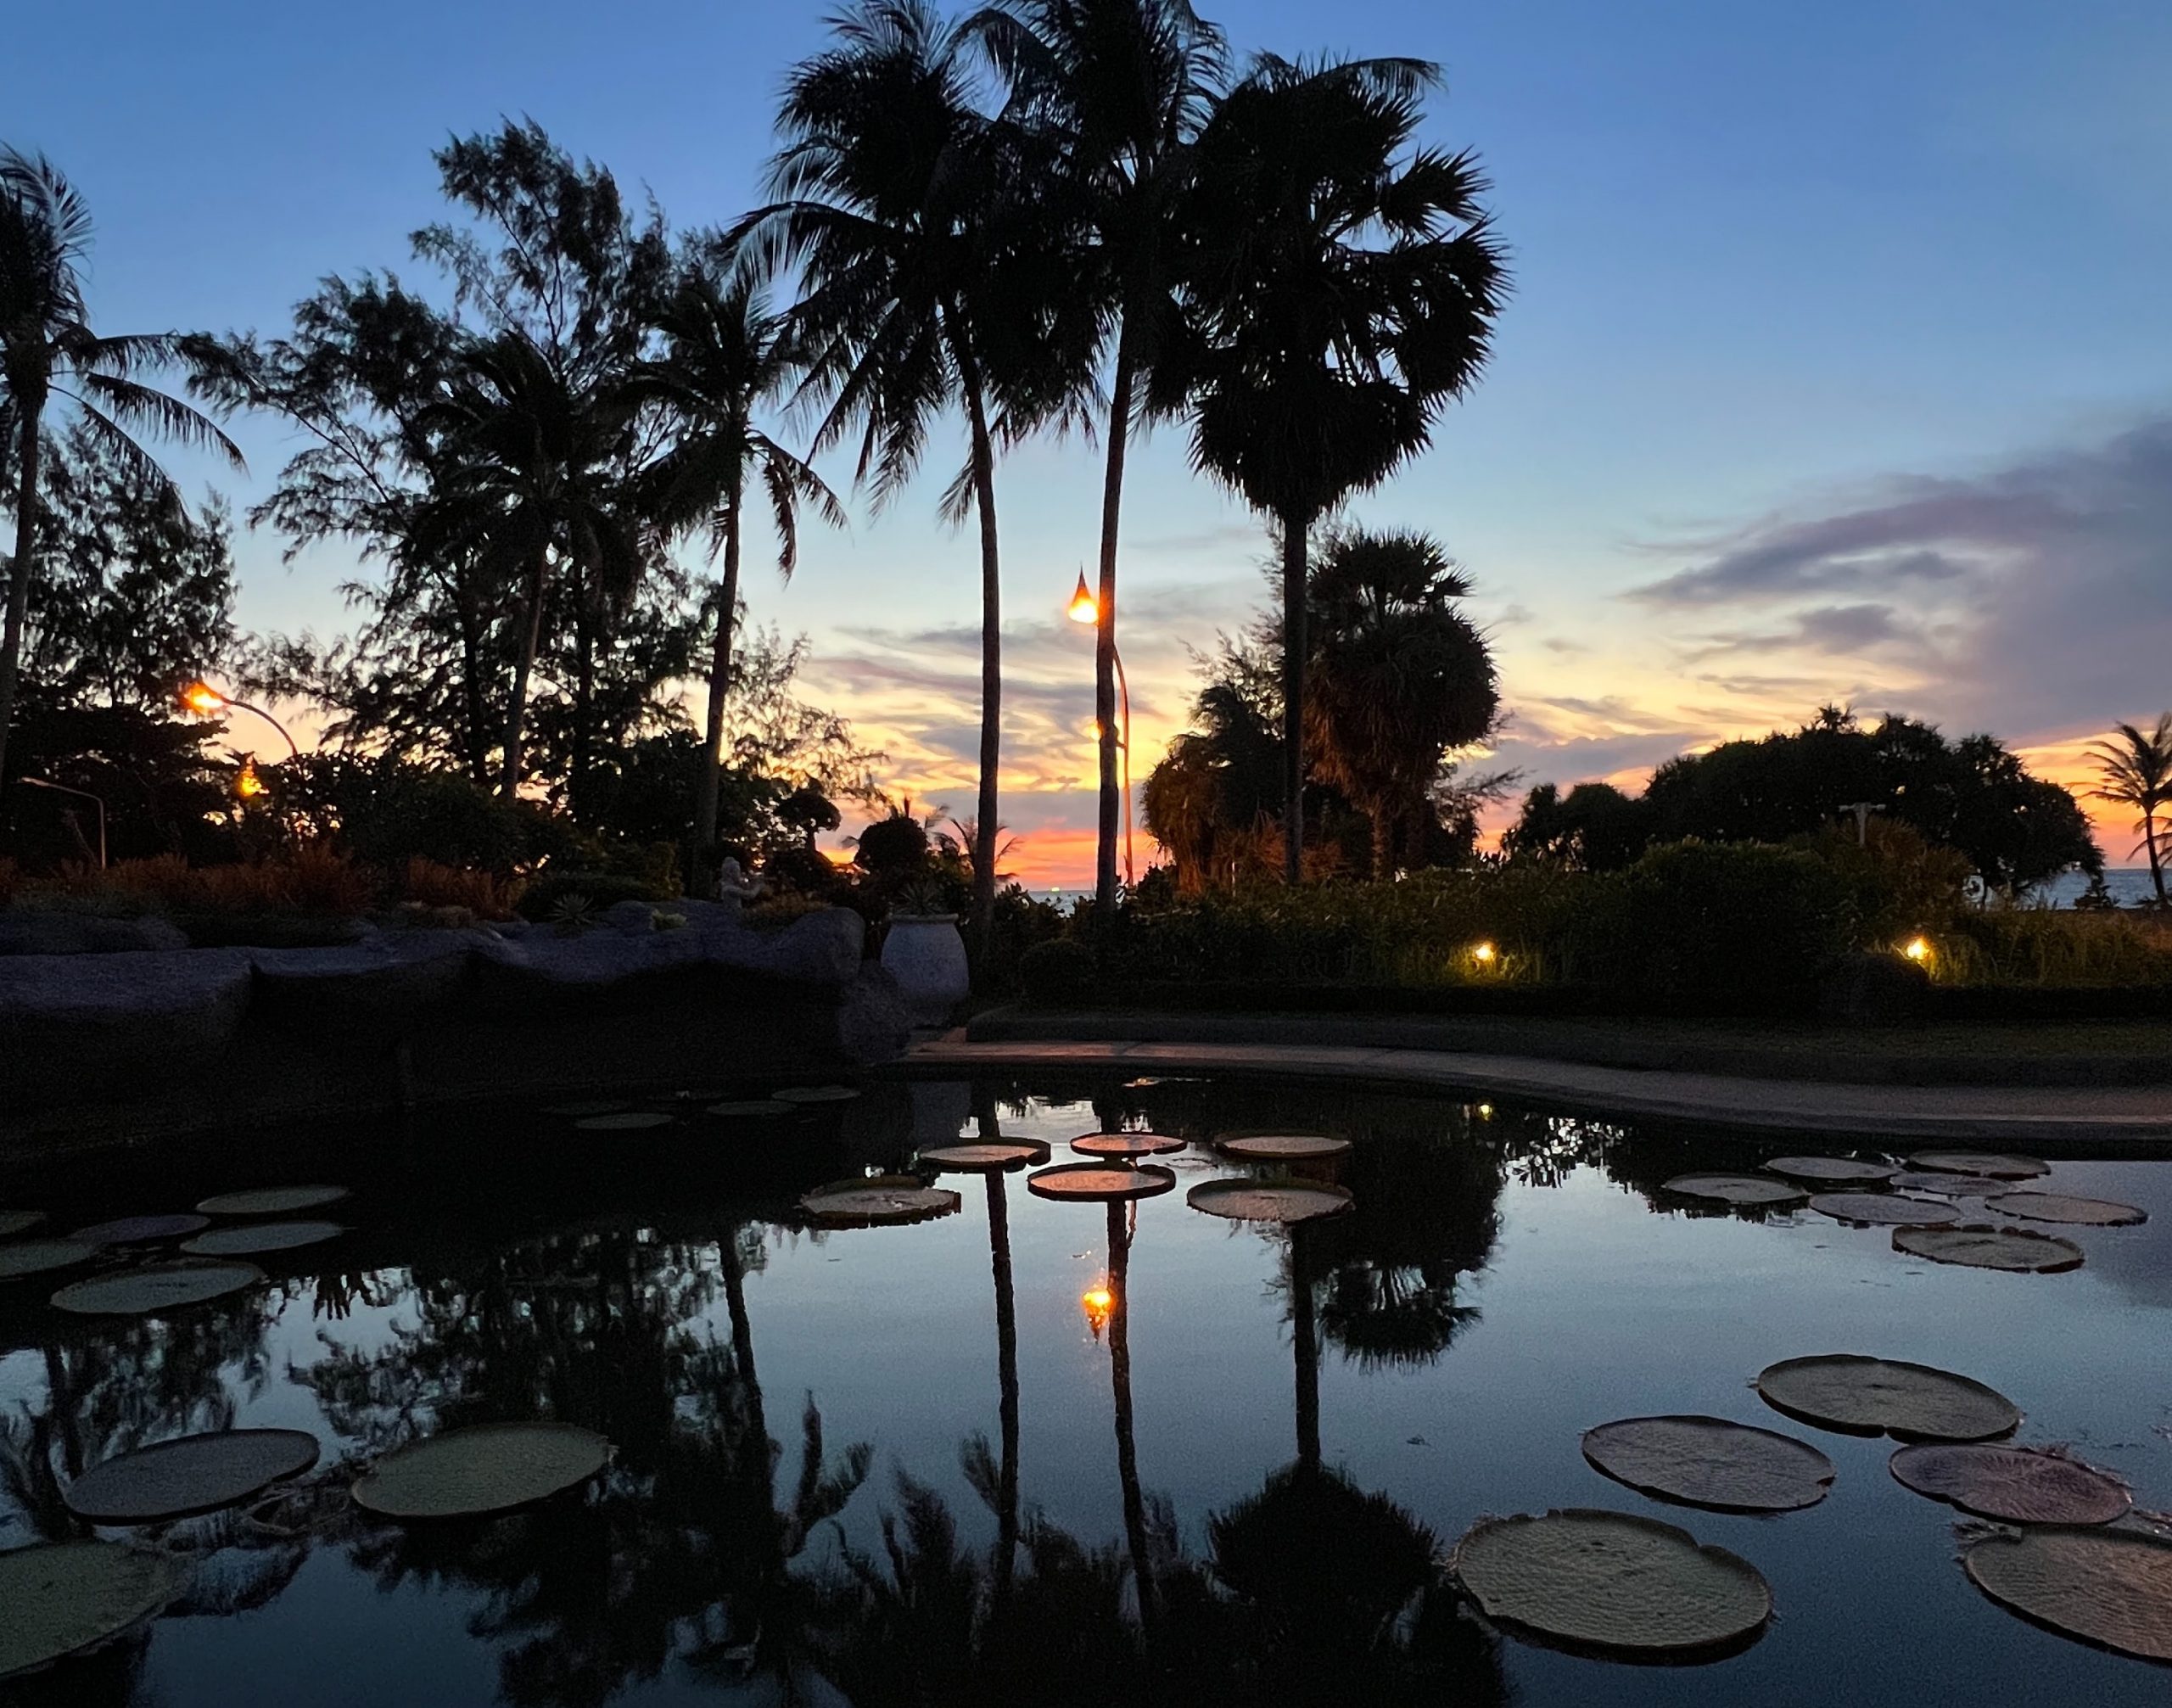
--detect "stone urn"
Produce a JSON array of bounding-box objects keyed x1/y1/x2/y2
[{"x1": 882, "y1": 913, "x2": 971, "y2": 1028}]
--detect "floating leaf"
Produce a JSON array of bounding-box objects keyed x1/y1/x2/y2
[
  {"x1": 1906, "y1": 1151, "x2": 2049, "y2": 1180},
  {"x1": 1890, "y1": 1443, "x2": 2131, "y2": 1526},
  {"x1": 67, "y1": 1214, "x2": 208, "y2": 1246},
  {"x1": 917, "y1": 1144, "x2": 1044, "y2": 1174},
  {"x1": 0, "y1": 1210, "x2": 47, "y2": 1240},
  {"x1": 1581, "y1": 1415, "x2": 1835, "y2": 1513},
  {"x1": 541, "y1": 1100, "x2": 630, "y2": 1117},
  {"x1": 1217, "y1": 1135, "x2": 1353, "y2": 1162},
  {"x1": 1808, "y1": 1192, "x2": 1962, "y2": 1226},
  {"x1": 704, "y1": 1100, "x2": 795, "y2": 1118},
  {"x1": 0, "y1": 1541, "x2": 184, "y2": 1680},
  {"x1": 1660, "y1": 1174, "x2": 1806, "y2": 1207},
  {"x1": 1755, "y1": 1355, "x2": 2020, "y2": 1442},
  {"x1": 52, "y1": 1260, "x2": 266, "y2": 1317},
  {"x1": 1893, "y1": 1224, "x2": 2084, "y2": 1274},
  {"x1": 351, "y1": 1422, "x2": 611, "y2": 1520},
  {"x1": 181, "y1": 1221, "x2": 344, "y2": 1257},
  {"x1": 1762, "y1": 1156, "x2": 1896, "y2": 1184},
  {"x1": 1449, "y1": 1508, "x2": 1772, "y2": 1657},
  {"x1": 1071, "y1": 1132, "x2": 1186, "y2": 1158},
  {"x1": 1985, "y1": 1192, "x2": 2147, "y2": 1228},
  {"x1": 800, "y1": 1179, "x2": 962, "y2": 1227},
  {"x1": 1188, "y1": 1179, "x2": 1354, "y2": 1225},
  {"x1": 1026, "y1": 1162, "x2": 1178, "y2": 1204},
  {"x1": 65, "y1": 1430, "x2": 322, "y2": 1525},
  {"x1": 0, "y1": 1240, "x2": 101, "y2": 1281},
  {"x1": 574, "y1": 1112, "x2": 674, "y2": 1131},
  {"x1": 1962, "y1": 1526, "x2": 2172, "y2": 1661},
  {"x1": 775, "y1": 1085, "x2": 859, "y2": 1104},
  {"x1": 1886, "y1": 1171, "x2": 1997, "y2": 1197},
  {"x1": 194, "y1": 1186, "x2": 350, "y2": 1217}
]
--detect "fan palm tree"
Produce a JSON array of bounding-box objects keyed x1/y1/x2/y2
[
  {"x1": 632, "y1": 260, "x2": 845, "y2": 864},
  {"x1": 1174, "y1": 59, "x2": 1507, "y2": 882},
  {"x1": 0, "y1": 149, "x2": 243, "y2": 786},
  {"x1": 736, "y1": 0, "x2": 1077, "y2": 954},
  {"x1": 969, "y1": 0, "x2": 1226, "y2": 916},
  {"x1": 2088, "y1": 713, "x2": 2172, "y2": 904}
]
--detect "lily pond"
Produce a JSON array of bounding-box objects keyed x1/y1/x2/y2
[{"x1": 1, "y1": 1078, "x2": 2168, "y2": 1706}]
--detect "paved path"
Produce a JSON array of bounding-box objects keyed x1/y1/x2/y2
[{"x1": 898, "y1": 1037, "x2": 2172, "y2": 1151}]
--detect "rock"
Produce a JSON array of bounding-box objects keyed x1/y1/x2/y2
[
  {"x1": 1818, "y1": 950, "x2": 1930, "y2": 1026},
  {"x1": 249, "y1": 930, "x2": 483, "y2": 1016},
  {"x1": 0, "y1": 911, "x2": 190, "y2": 955},
  {"x1": 833, "y1": 964, "x2": 912, "y2": 1064},
  {"x1": 0, "y1": 949, "x2": 255, "y2": 1098}
]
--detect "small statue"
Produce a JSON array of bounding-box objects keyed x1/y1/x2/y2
[{"x1": 713, "y1": 857, "x2": 769, "y2": 919}]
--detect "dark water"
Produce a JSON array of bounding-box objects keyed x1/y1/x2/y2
[{"x1": 1, "y1": 1079, "x2": 2166, "y2": 1707}]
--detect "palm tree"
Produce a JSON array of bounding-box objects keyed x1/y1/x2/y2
[
  {"x1": 1306, "y1": 527, "x2": 1498, "y2": 877},
  {"x1": 632, "y1": 259, "x2": 845, "y2": 867},
  {"x1": 970, "y1": 0, "x2": 1227, "y2": 916},
  {"x1": 736, "y1": 0, "x2": 1076, "y2": 955},
  {"x1": 0, "y1": 150, "x2": 243, "y2": 787},
  {"x1": 1174, "y1": 59, "x2": 1507, "y2": 882},
  {"x1": 2088, "y1": 713, "x2": 2172, "y2": 904}
]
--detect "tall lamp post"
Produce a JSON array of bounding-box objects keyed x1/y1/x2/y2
[
  {"x1": 1068, "y1": 574, "x2": 1134, "y2": 890},
  {"x1": 16, "y1": 777, "x2": 107, "y2": 867},
  {"x1": 183, "y1": 682, "x2": 301, "y2": 761}
]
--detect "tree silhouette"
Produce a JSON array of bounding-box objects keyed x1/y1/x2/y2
[{"x1": 2088, "y1": 714, "x2": 2172, "y2": 904}]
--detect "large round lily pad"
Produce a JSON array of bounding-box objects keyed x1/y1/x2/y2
[
  {"x1": 1755, "y1": 1355, "x2": 2020, "y2": 1442},
  {"x1": 0, "y1": 1210, "x2": 47, "y2": 1239},
  {"x1": 918, "y1": 1143, "x2": 1044, "y2": 1174},
  {"x1": 1762, "y1": 1156, "x2": 1896, "y2": 1184},
  {"x1": 65, "y1": 1430, "x2": 323, "y2": 1524},
  {"x1": 1581, "y1": 1415, "x2": 1835, "y2": 1513},
  {"x1": 1660, "y1": 1174, "x2": 1806, "y2": 1207},
  {"x1": 351, "y1": 1421, "x2": 611, "y2": 1520},
  {"x1": 1886, "y1": 1170, "x2": 1997, "y2": 1197},
  {"x1": 181, "y1": 1221, "x2": 345, "y2": 1257},
  {"x1": 774, "y1": 1084, "x2": 859, "y2": 1104},
  {"x1": 1962, "y1": 1526, "x2": 2172, "y2": 1661},
  {"x1": 541, "y1": 1100, "x2": 629, "y2": 1117},
  {"x1": 195, "y1": 1185, "x2": 349, "y2": 1217},
  {"x1": 0, "y1": 1239, "x2": 101, "y2": 1281},
  {"x1": 799, "y1": 1178, "x2": 962, "y2": 1227},
  {"x1": 574, "y1": 1111, "x2": 675, "y2": 1131},
  {"x1": 1890, "y1": 1443, "x2": 2131, "y2": 1526},
  {"x1": 68, "y1": 1213, "x2": 209, "y2": 1246},
  {"x1": 0, "y1": 1541, "x2": 185, "y2": 1680},
  {"x1": 1907, "y1": 1151, "x2": 2050, "y2": 1180},
  {"x1": 1188, "y1": 1179, "x2": 1354, "y2": 1225},
  {"x1": 1217, "y1": 1134, "x2": 1353, "y2": 1162},
  {"x1": 705, "y1": 1100, "x2": 794, "y2": 1118},
  {"x1": 1071, "y1": 1132, "x2": 1186, "y2": 1158},
  {"x1": 1892, "y1": 1224, "x2": 2084, "y2": 1274},
  {"x1": 1449, "y1": 1508, "x2": 1772, "y2": 1658},
  {"x1": 52, "y1": 1260, "x2": 266, "y2": 1317},
  {"x1": 1986, "y1": 1191, "x2": 2147, "y2": 1228},
  {"x1": 1808, "y1": 1192, "x2": 1962, "y2": 1226},
  {"x1": 1027, "y1": 1162, "x2": 1177, "y2": 1204}
]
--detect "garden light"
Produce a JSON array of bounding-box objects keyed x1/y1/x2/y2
[
  {"x1": 234, "y1": 757, "x2": 266, "y2": 799},
  {"x1": 1903, "y1": 937, "x2": 1932, "y2": 963},
  {"x1": 1472, "y1": 941, "x2": 1497, "y2": 966},
  {"x1": 1064, "y1": 569, "x2": 1133, "y2": 887},
  {"x1": 1068, "y1": 573, "x2": 1098, "y2": 625}
]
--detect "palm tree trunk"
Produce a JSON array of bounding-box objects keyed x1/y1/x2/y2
[
  {"x1": 1107, "y1": 1200, "x2": 1157, "y2": 1640},
  {"x1": 1278, "y1": 510, "x2": 1309, "y2": 884},
  {"x1": 0, "y1": 412, "x2": 43, "y2": 789},
  {"x1": 693, "y1": 482, "x2": 744, "y2": 873},
  {"x1": 956, "y1": 344, "x2": 1002, "y2": 963},
  {"x1": 1291, "y1": 1224, "x2": 1321, "y2": 1475},
  {"x1": 2147, "y1": 813, "x2": 2167, "y2": 905},
  {"x1": 455, "y1": 580, "x2": 490, "y2": 784},
  {"x1": 1093, "y1": 337, "x2": 1136, "y2": 919},
  {"x1": 1369, "y1": 803, "x2": 1395, "y2": 881},
  {"x1": 571, "y1": 574, "x2": 596, "y2": 819},
  {"x1": 500, "y1": 546, "x2": 550, "y2": 797}
]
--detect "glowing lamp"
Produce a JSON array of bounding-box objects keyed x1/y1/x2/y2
[
  {"x1": 1067, "y1": 573, "x2": 1098, "y2": 626},
  {"x1": 1471, "y1": 942, "x2": 1497, "y2": 966},
  {"x1": 1903, "y1": 937, "x2": 1931, "y2": 963},
  {"x1": 183, "y1": 682, "x2": 226, "y2": 715},
  {"x1": 1081, "y1": 1283, "x2": 1114, "y2": 1339},
  {"x1": 234, "y1": 758, "x2": 266, "y2": 799}
]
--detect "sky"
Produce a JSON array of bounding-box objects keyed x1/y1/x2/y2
[{"x1": 7, "y1": 0, "x2": 2170, "y2": 886}]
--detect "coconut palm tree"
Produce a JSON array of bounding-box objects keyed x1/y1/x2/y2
[
  {"x1": 969, "y1": 0, "x2": 1227, "y2": 916},
  {"x1": 0, "y1": 149, "x2": 243, "y2": 787},
  {"x1": 632, "y1": 259, "x2": 845, "y2": 866},
  {"x1": 1174, "y1": 59, "x2": 1507, "y2": 882},
  {"x1": 736, "y1": 0, "x2": 1078, "y2": 955},
  {"x1": 2088, "y1": 713, "x2": 2172, "y2": 904}
]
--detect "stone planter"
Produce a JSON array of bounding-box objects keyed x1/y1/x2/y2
[{"x1": 882, "y1": 914, "x2": 971, "y2": 1028}]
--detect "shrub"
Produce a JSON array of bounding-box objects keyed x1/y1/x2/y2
[
  {"x1": 0, "y1": 859, "x2": 18, "y2": 909},
  {"x1": 274, "y1": 755, "x2": 541, "y2": 874},
  {"x1": 1021, "y1": 938, "x2": 1096, "y2": 1005},
  {"x1": 855, "y1": 810, "x2": 930, "y2": 876},
  {"x1": 397, "y1": 857, "x2": 522, "y2": 921},
  {"x1": 515, "y1": 871, "x2": 671, "y2": 923},
  {"x1": 1622, "y1": 840, "x2": 1854, "y2": 1006},
  {"x1": 1938, "y1": 906, "x2": 2172, "y2": 988}
]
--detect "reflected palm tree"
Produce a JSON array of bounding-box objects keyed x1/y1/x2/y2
[{"x1": 1105, "y1": 1196, "x2": 1159, "y2": 1638}]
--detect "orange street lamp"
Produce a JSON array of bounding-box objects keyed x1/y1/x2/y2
[
  {"x1": 182, "y1": 681, "x2": 300, "y2": 760},
  {"x1": 1068, "y1": 573, "x2": 1134, "y2": 888},
  {"x1": 234, "y1": 755, "x2": 266, "y2": 800}
]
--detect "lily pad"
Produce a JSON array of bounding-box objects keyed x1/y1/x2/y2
[
  {"x1": 351, "y1": 1421, "x2": 611, "y2": 1520},
  {"x1": 1755, "y1": 1354, "x2": 2020, "y2": 1442},
  {"x1": 67, "y1": 1213, "x2": 209, "y2": 1246},
  {"x1": 1027, "y1": 1162, "x2": 1177, "y2": 1204},
  {"x1": 194, "y1": 1185, "x2": 350, "y2": 1217},
  {"x1": 774, "y1": 1085, "x2": 859, "y2": 1104},
  {"x1": 800, "y1": 1178, "x2": 962, "y2": 1227},
  {"x1": 542, "y1": 1100, "x2": 630, "y2": 1117},
  {"x1": 1892, "y1": 1224, "x2": 2085, "y2": 1273},
  {"x1": 1660, "y1": 1174, "x2": 1807, "y2": 1207},
  {"x1": 1217, "y1": 1134, "x2": 1353, "y2": 1162},
  {"x1": 65, "y1": 1429, "x2": 323, "y2": 1525},
  {"x1": 704, "y1": 1100, "x2": 795, "y2": 1118},
  {"x1": 1890, "y1": 1442, "x2": 2131, "y2": 1526},
  {"x1": 52, "y1": 1260, "x2": 266, "y2": 1317},
  {"x1": 1581, "y1": 1415, "x2": 1835, "y2": 1513},
  {"x1": 574, "y1": 1111, "x2": 675, "y2": 1131},
  {"x1": 0, "y1": 1240, "x2": 102, "y2": 1281},
  {"x1": 1808, "y1": 1192, "x2": 1962, "y2": 1226},
  {"x1": 1886, "y1": 1170, "x2": 1998, "y2": 1197},
  {"x1": 917, "y1": 1143, "x2": 1044, "y2": 1174},
  {"x1": 1986, "y1": 1191, "x2": 2147, "y2": 1228},
  {"x1": 1906, "y1": 1151, "x2": 2050, "y2": 1180},
  {"x1": 1762, "y1": 1156, "x2": 1896, "y2": 1184},
  {"x1": 1188, "y1": 1179, "x2": 1355, "y2": 1225},
  {"x1": 0, "y1": 1541, "x2": 185, "y2": 1680},
  {"x1": 181, "y1": 1220, "x2": 345, "y2": 1257},
  {"x1": 0, "y1": 1210, "x2": 47, "y2": 1240},
  {"x1": 1962, "y1": 1526, "x2": 2172, "y2": 1662},
  {"x1": 1449, "y1": 1508, "x2": 1772, "y2": 1658},
  {"x1": 1071, "y1": 1132, "x2": 1186, "y2": 1158}
]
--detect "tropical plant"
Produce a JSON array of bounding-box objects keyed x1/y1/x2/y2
[
  {"x1": 0, "y1": 148, "x2": 244, "y2": 785},
  {"x1": 2087, "y1": 713, "x2": 2172, "y2": 904},
  {"x1": 1172, "y1": 59, "x2": 1506, "y2": 882}
]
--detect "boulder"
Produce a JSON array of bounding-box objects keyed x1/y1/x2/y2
[
  {"x1": 0, "y1": 949, "x2": 255, "y2": 1098},
  {"x1": 249, "y1": 929, "x2": 484, "y2": 1016},
  {"x1": 0, "y1": 911, "x2": 190, "y2": 956}
]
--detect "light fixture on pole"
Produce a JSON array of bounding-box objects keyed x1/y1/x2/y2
[
  {"x1": 16, "y1": 776, "x2": 107, "y2": 867},
  {"x1": 183, "y1": 681, "x2": 301, "y2": 761},
  {"x1": 1068, "y1": 573, "x2": 1134, "y2": 888}
]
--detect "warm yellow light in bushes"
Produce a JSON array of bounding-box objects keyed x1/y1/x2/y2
[
  {"x1": 234, "y1": 758, "x2": 265, "y2": 799},
  {"x1": 1471, "y1": 941, "x2": 1498, "y2": 966},
  {"x1": 1903, "y1": 936, "x2": 1932, "y2": 963}
]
